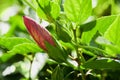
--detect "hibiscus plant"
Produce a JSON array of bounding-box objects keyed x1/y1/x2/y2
[{"x1": 0, "y1": 0, "x2": 120, "y2": 80}]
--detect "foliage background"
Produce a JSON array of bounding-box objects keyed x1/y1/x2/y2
[{"x1": 0, "y1": 0, "x2": 120, "y2": 80}]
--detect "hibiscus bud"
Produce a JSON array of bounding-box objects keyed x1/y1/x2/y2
[{"x1": 23, "y1": 16, "x2": 55, "y2": 51}]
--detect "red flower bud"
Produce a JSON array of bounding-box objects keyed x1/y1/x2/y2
[{"x1": 23, "y1": 16, "x2": 55, "y2": 51}]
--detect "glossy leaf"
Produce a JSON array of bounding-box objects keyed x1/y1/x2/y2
[
  {"x1": 104, "y1": 16, "x2": 120, "y2": 47},
  {"x1": 0, "y1": 43, "x2": 42, "y2": 62},
  {"x1": 51, "y1": 65, "x2": 64, "y2": 80},
  {"x1": 93, "y1": 0, "x2": 110, "y2": 17},
  {"x1": 45, "y1": 40, "x2": 67, "y2": 63},
  {"x1": 50, "y1": 1, "x2": 60, "y2": 19},
  {"x1": 56, "y1": 23, "x2": 71, "y2": 42},
  {"x1": 96, "y1": 36, "x2": 120, "y2": 56},
  {"x1": 36, "y1": 0, "x2": 49, "y2": 20},
  {"x1": 79, "y1": 0, "x2": 92, "y2": 23},
  {"x1": 0, "y1": 37, "x2": 32, "y2": 50},
  {"x1": 111, "y1": 0, "x2": 120, "y2": 15},
  {"x1": 37, "y1": 6, "x2": 47, "y2": 20},
  {"x1": 37, "y1": 0, "x2": 60, "y2": 20},
  {"x1": 64, "y1": 0, "x2": 92, "y2": 23},
  {"x1": 82, "y1": 59, "x2": 120, "y2": 69},
  {"x1": 103, "y1": 16, "x2": 120, "y2": 56},
  {"x1": 81, "y1": 15, "x2": 117, "y2": 44},
  {"x1": 9, "y1": 15, "x2": 26, "y2": 31},
  {"x1": 38, "y1": 0, "x2": 50, "y2": 8}
]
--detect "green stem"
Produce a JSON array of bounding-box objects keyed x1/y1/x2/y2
[
  {"x1": 78, "y1": 48, "x2": 86, "y2": 63},
  {"x1": 101, "y1": 70, "x2": 107, "y2": 80},
  {"x1": 78, "y1": 45, "x2": 108, "y2": 55},
  {"x1": 80, "y1": 69, "x2": 86, "y2": 80},
  {"x1": 64, "y1": 71, "x2": 75, "y2": 79},
  {"x1": 72, "y1": 28, "x2": 86, "y2": 80}
]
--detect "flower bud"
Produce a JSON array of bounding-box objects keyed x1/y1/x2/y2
[{"x1": 23, "y1": 16, "x2": 55, "y2": 51}]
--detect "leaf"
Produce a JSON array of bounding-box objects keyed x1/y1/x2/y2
[
  {"x1": 37, "y1": 5, "x2": 47, "y2": 20},
  {"x1": 104, "y1": 16, "x2": 120, "y2": 47},
  {"x1": 102, "y1": 16, "x2": 120, "y2": 56},
  {"x1": 45, "y1": 40, "x2": 67, "y2": 63},
  {"x1": 0, "y1": 37, "x2": 32, "y2": 50},
  {"x1": 79, "y1": 0, "x2": 92, "y2": 23},
  {"x1": 64, "y1": 0, "x2": 81, "y2": 22},
  {"x1": 36, "y1": 0, "x2": 49, "y2": 20},
  {"x1": 50, "y1": 1, "x2": 60, "y2": 19},
  {"x1": 38, "y1": 0, "x2": 50, "y2": 8},
  {"x1": 96, "y1": 36, "x2": 120, "y2": 56},
  {"x1": 5, "y1": 15, "x2": 26, "y2": 37},
  {"x1": 64, "y1": 0, "x2": 92, "y2": 23},
  {"x1": 98, "y1": 16, "x2": 117, "y2": 35},
  {"x1": 105, "y1": 45, "x2": 120, "y2": 56},
  {"x1": 0, "y1": 43, "x2": 42, "y2": 62},
  {"x1": 37, "y1": 0, "x2": 60, "y2": 20},
  {"x1": 93, "y1": 0, "x2": 110, "y2": 17},
  {"x1": 56, "y1": 24, "x2": 72, "y2": 42},
  {"x1": 52, "y1": 0, "x2": 61, "y2": 4},
  {"x1": 82, "y1": 59, "x2": 120, "y2": 69},
  {"x1": 81, "y1": 15, "x2": 117, "y2": 44},
  {"x1": 81, "y1": 20, "x2": 97, "y2": 44},
  {"x1": 60, "y1": 41, "x2": 74, "y2": 50},
  {"x1": 110, "y1": 0, "x2": 120, "y2": 15},
  {"x1": 9, "y1": 15, "x2": 26, "y2": 31},
  {"x1": 51, "y1": 65, "x2": 64, "y2": 80}
]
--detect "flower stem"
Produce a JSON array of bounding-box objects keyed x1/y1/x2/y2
[{"x1": 72, "y1": 27, "x2": 86, "y2": 80}]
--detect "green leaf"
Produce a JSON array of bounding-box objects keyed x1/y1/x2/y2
[
  {"x1": 37, "y1": 0, "x2": 60, "y2": 20},
  {"x1": 64, "y1": 0, "x2": 92, "y2": 23},
  {"x1": 64, "y1": 0, "x2": 81, "y2": 22},
  {"x1": 36, "y1": 0, "x2": 50, "y2": 20},
  {"x1": 50, "y1": 1, "x2": 60, "y2": 19},
  {"x1": 111, "y1": 0, "x2": 120, "y2": 15},
  {"x1": 82, "y1": 59, "x2": 120, "y2": 69},
  {"x1": 0, "y1": 43, "x2": 42, "y2": 62},
  {"x1": 93, "y1": 0, "x2": 110, "y2": 17},
  {"x1": 81, "y1": 15, "x2": 117, "y2": 44},
  {"x1": 60, "y1": 41, "x2": 74, "y2": 50},
  {"x1": 37, "y1": 5, "x2": 47, "y2": 20},
  {"x1": 104, "y1": 16, "x2": 120, "y2": 47},
  {"x1": 38, "y1": 0, "x2": 50, "y2": 8},
  {"x1": 51, "y1": 65, "x2": 64, "y2": 80},
  {"x1": 96, "y1": 36, "x2": 120, "y2": 56},
  {"x1": 79, "y1": 0, "x2": 92, "y2": 23},
  {"x1": 45, "y1": 40, "x2": 67, "y2": 63},
  {"x1": 56, "y1": 23, "x2": 72, "y2": 42},
  {"x1": 52, "y1": 0, "x2": 61, "y2": 4},
  {"x1": 0, "y1": 37, "x2": 32, "y2": 50},
  {"x1": 81, "y1": 20, "x2": 97, "y2": 44},
  {"x1": 9, "y1": 15, "x2": 26, "y2": 31},
  {"x1": 98, "y1": 16, "x2": 117, "y2": 35},
  {"x1": 102, "y1": 16, "x2": 120, "y2": 56},
  {"x1": 105, "y1": 45, "x2": 120, "y2": 56}
]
